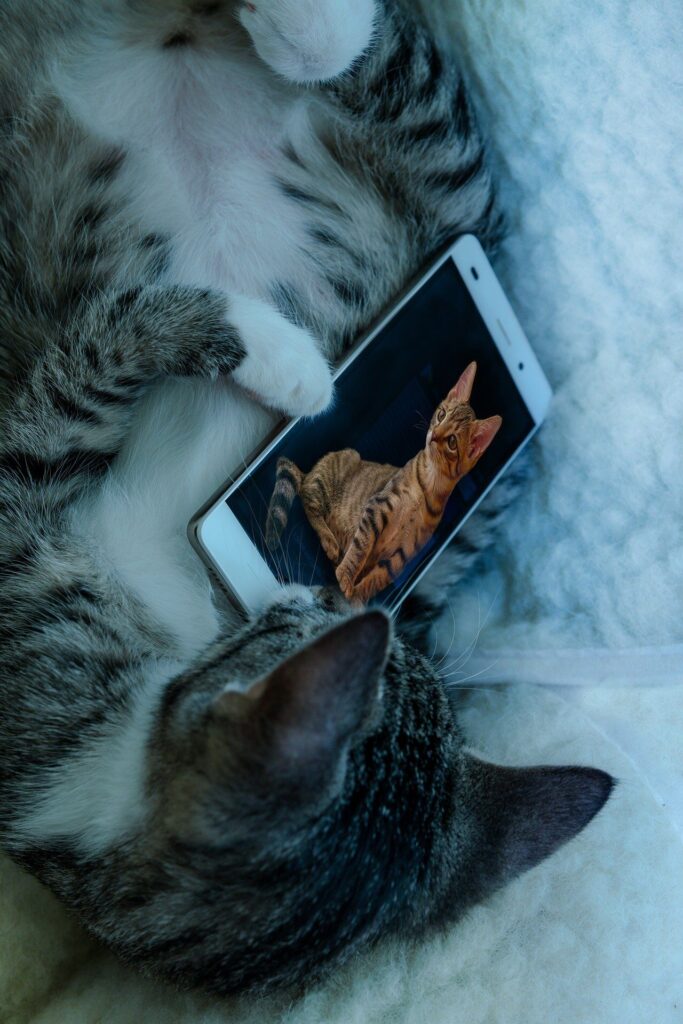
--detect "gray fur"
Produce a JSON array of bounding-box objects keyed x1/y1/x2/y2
[{"x1": 0, "y1": 0, "x2": 612, "y2": 996}]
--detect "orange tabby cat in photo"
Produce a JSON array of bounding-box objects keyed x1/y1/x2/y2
[{"x1": 266, "y1": 362, "x2": 502, "y2": 604}]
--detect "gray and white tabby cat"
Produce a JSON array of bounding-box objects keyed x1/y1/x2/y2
[{"x1": 0, "y1": 0, "x2": 612, "y2": 996}]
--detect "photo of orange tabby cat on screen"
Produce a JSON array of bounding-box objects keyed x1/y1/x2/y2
[{"x1": 266, "y1": 362, "x2": 502, "y2": 603}]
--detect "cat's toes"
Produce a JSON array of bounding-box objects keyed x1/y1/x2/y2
[
  {"x1": 238, "y1": 0, "x2": 377, "y2": 84},
  {"x1": 335, "y1": 565, "x2": 354, "y2": 601},
  {"x1": 231, "y1": 296, "x2": 333, "y2": 418},
  {"x1": 350, "y1": 581, "x2": 373, "y2": 605},
  {"x1": 322, "y1": 541, "x2": 341, "y2": 564}
]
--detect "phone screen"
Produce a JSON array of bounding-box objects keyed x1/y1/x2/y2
[{"x1": 226, "y1": 259, "x2": 534, "y2": 607}]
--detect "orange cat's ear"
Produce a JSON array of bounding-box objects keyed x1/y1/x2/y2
[
  {"x1": 447, "y1": 361, "x2": 477, "y2": 403},
  {"x1": 468, "y1": 415, "x2": 502, "y2": 463}
]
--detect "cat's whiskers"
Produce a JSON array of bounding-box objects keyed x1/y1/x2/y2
[
  {"x1": 413, "y1": 409, "x2": 429, "y2": 435},
  {"x1": 307, "y1": 539, "x2": 322, "y2": 589},
  {"x1": 436, "y1": 586, "x2": 501, "y2": 684},
  {"x1": 240, "y1": 468, "x2": 289, "y2": 588},
  {"x1": 297, "y1": 529, "x2": 304, "y2": 587},
  {"x1": 281, "y1": 520, "x2": 298, "y2": 586},
  {"x1": 230, "y1": 449, "x2": 277, "y2": 565},
  {"x1": 435, "y1": 593, "x2": 483, "y2": 672},
  {"x1": 433, "y1": 592, "x2": 472, "y2": 671},
  {"x1": 439, "y1": 659, "x2": 501, "y2": 688},
  {"x1": 433, "y1": 597, "x2": 458, "y2": 669},
  {"x1": 270, "y1": 502, "x2": 293, "y2": 586},
  {"x1": 428, "y1": 614, "x2": 441, "y2": 661}
]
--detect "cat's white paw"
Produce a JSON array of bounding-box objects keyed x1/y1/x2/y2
[
  {"x1": 231, "y1": 296, "x2": 333, "y2": 417},
  {"x1": 238, "y1": 0, "x2": 377, "y2": 84}
]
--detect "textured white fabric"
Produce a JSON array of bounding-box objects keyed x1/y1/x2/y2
[
  {"x1": 440, "y1": 0, "x2": 683, "y2": 655},
  {"x1": 2, "y1": 2, "x2": 682, "y2": 1021}
]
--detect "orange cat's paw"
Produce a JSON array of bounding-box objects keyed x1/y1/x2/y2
[
  {"x1": 321, "y1": 539, "x2": 341, "y2": 565},
  {"x1": 335, "y1": 566, "x2": 354, "y2": 601},
  {"x1": 349, "y1": 582, "x2": 372, "y2": 605}
]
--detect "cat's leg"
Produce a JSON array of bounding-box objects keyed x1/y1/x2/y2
[
  {"x1": 229, "y1": 294, "x2": 332, "y2": 416},
  {"x1": 267, "y1": 2, "x2": 501, "y2": 360},
  {"x1": 1, "y1": 285, "x2": 332, "y2": 496},
  {"x1": 349, "y1": 562, "x2": 393, "y2": 605},
  {"x1": 335, "y1": 503, "x2": 383, "y2": 600},
  {"x1": 305, "y1": 509, "x2": 342, "y2": 566},
  {"x1": 319, "y1": 1, "x2": 501, "y2": 256},
  {"x1": 238, "y1": 0, "x2": 378, "y2": 84}
]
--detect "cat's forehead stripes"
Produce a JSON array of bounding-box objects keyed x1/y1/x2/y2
[
  {"x1": 446, "y1": 403, "x2": 474, "y2": 425},
  {"x1": 433, "y1": 401, "x2": 474, "y2": 433}
]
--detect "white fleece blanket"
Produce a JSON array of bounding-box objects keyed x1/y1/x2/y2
[
  {"x1": 442, "y1": 0, "x2": 683, "y2": 661},
  {"x1": 3, "y1": 1, "x2": 683, "y2": 1021}
]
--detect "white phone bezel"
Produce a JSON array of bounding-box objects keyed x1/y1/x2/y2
[{"x1": 189, "y1": 235, "x2": 552, "y2": 615}]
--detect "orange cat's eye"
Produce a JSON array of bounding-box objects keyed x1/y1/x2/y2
[
  {"x1": 437, "y1": 408, "x2": 446, "y2": 422},
  {"x1": 448, "y1": 435, "x2": 457, "y2": 449}
]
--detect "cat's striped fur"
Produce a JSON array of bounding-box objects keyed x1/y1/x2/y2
[
  {"x1": 266, "y1": 364, "x2": 502, "y2": 603},
  {"x1": 0, "y1": 0, "x2": 612, "y2": 996}
]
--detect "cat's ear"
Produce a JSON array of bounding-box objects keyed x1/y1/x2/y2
[
  {"x1": 447, "y1": 361, "x2": 478, "y2": 403},
  {"x1": 467, "y1": 415, "x2": 502, "y2": 463},
  {"x1": 465, "y1": 757, "x2": 613, "y2": 893},
  {"x1": 226, "y1": 612, "x2": 390, "y2": 786}
]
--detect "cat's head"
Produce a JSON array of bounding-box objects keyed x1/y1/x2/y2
[
  {"x1": 147, "y1": 588, "x2": 612, "y2": 995},
  {"x1": 427, "y1": 362, "x2": 502, "y2": 480}
]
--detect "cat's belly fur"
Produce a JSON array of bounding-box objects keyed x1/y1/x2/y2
[
  {"x1": 307, "y1": 457, "x2": 398, "y2": 554},
  {"x1": 53, "y1": 28, "x2": 335, "y2": 655}
]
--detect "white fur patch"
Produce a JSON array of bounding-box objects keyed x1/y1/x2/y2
[
  {"x1": 51, "y1": 24, "x2": 337, "y2": 649},
  {"x1": 231, "y1": 295, "x2": 333, "y2": 416},
  {"x1": 12, "y1": 663, "x2": 179, "y2": 856},
  {"x1": 73, "y1": 379, "x2": 274, "y2": 658},
  {"x1": 51, "y1": 18, "x2": 315, "y2": 300},
  {"x1": 262, "y1": 582, "x2": 316, "y2": 609},
  {"x1": 239, "y1": 0, "x2": 378, "y2": 83}
]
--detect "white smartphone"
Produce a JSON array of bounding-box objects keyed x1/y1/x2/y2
[{"x1": 189, "y1": 235, "x2": 552, "y2": 615}]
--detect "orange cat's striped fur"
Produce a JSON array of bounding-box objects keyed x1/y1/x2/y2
[{"x1": 266, "y1": 362, "x2": 502, "y2": 603}]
